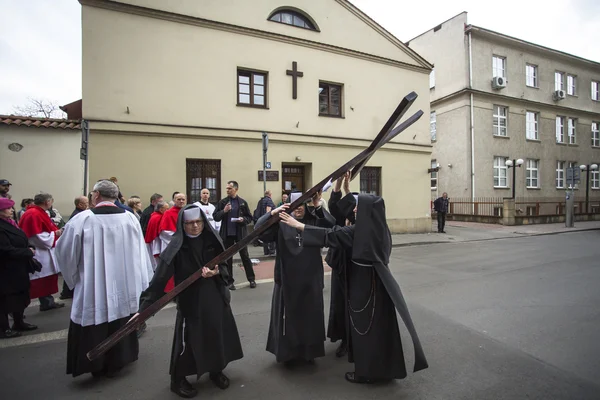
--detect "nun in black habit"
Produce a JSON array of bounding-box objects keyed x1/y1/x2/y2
[
  {"x1": 279, "y1": 194, "x2": 428, "y2": 383},
  {"x1": 255, "y1": 191, "x2": 335, "y2": 364},
  {"x1": 137, "y1": 205, "x2": 243, "y2": 398}
]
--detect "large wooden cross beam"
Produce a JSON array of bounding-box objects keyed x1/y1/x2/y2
[{"x1": 87, "y1": 91, "x2": 423, "y2": 361}]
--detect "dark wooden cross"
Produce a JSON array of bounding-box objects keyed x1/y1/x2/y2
[
  {"x1": 86, "y1": 91, "x2": 423, "y2": 362},
  {"x1": 286, "y1": 61, "x2": 304, "y2": 99}
]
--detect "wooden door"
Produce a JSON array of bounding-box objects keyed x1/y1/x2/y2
[
  {"x1": 186, "y1": 159, "x2": 221, "y2": 204},
  {"x1": 282, "y1": 165, "x2": 305, "y2": 194}
]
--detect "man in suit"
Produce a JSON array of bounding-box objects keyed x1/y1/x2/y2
[
  {"x1": 214, "y1": 181, "x2": 256, "y2": 290},
  {"x1": 433, "y1": 192, "x2": 449, "y2": 233}
]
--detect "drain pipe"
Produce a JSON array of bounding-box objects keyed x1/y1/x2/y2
[{"x1": 468, "y1": 29, "x2": 475, "y2": 208}]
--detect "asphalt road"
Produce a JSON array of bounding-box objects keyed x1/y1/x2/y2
[{"x1": 1, "y1": 230, "x2": 599, "y2": 399}]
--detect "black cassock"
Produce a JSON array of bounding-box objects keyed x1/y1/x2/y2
[
  {"x1": 303, "y1": 195, "x2": 428, "y2": 380},
  {"x1": 256, "y1": 205, "x2": 335, "y2": 363},
  {"x1": 139, "y1": 210, "x2": 243, "y2": 380}
]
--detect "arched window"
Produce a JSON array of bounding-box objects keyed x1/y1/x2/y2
[{"x1": 268, "y1": 8, "x2": 319, "y2": 31}]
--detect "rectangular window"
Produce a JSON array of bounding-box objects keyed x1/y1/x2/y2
[
  {"x1": 493, "y1": 207, "x2": 503, "y2": 217},
  {"x1": 319, "y1": 82, "x2": 342, "y2": 117},
  {"x1": 526, "y1": 64, "x2": 538, "y2": 87},
  {"x1": 526, "y1": 159, "x2": 540, "y2": 188},
  {"x1": 430, "y1": 111, "x2": 437, "y2": 141},
  {"x1": 237, "y1": 69, "x2": 266, "y2": 107},
  {"x1": 526, "y1": 111, "x2": 539, "y2": 140},
  {"x1": 556, "y1": 161, "x2": 565, "y2": 188},
  {"x1": 592, "y1": 169, "x2": 599, "y2": 189},
  {"x1": 568, "y1": 118, "x2": 577, "y2": 144},
  {"x1": 556, "y1": 116, "x2": 565, "y2": 143},
  {"x1": 567, "y1": 75, "x2": 576, "y2": 95},
  {"x1": 592, "y1": 81, "x2": 599, "y2": 101},
  {"x1": 592, "y1": 122, "x2": 600, "y2": 147},
  {"x1": 493, "y1": 56, "x2": 506, "y2": 78},
  {"x1": 555, "y1": 71, "x2": 564, "y2": 91},
  {"x1": 493, "y1": 105, "x2": 508, "y2": 136},
  {"x1": 186, "y1": 159, "x2": 221, "y2": 204},
  {"x1": 568, "y1": 161, "x2": 578, "y2": 189},
  {"x1": 359, "y1": 167, "x2": 381, "y2": 196},
  {"x1": 430, "y1": 160, "x2": 438, "y2": 189},
  {"x1": 494, "y1": 156, "x2": 508, "y2": 188},
  {"x1": 429, "y1": 68, "x2": 435, "y2": 89}
]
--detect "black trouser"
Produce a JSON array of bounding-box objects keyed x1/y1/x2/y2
[
  {"x1": 437, "y1": 212, "x2": 446, "y2": 232},
  {"x1": 263, "y1": 241, "x2": 275, "y2": 255},
  {"x1": 61, "y1": 280, "x2": 73, "y2": 298},
  {"x1": 0, "y1": 310, "x2": 25, "y2": 330},
  {"x1": 224, "y1": 236, "x2": 255, "y2": 284}
]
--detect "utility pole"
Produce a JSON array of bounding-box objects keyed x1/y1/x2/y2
[{"x1": 262, "y1": 132, "x2": 268, "y2": 193}]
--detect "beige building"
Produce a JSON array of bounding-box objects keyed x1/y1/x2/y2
[
  {"x1": 80, "y1": 0, "x2": 434, "y2": 232},
  {"x1": 0, "y1": 115, "x2": 84, "y2": 216},
  {"x1": 409, "y1": 12, "x2": 600, "y2": 214}
]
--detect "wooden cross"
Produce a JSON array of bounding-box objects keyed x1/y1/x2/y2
[
  {"x1": 286, "y1": 61, "x2": 304, "y2": 100},
  {"x1": 86, "y1": 91, "x2": 423, "y2": 362}
]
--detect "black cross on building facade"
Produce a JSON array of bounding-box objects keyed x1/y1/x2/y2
[{"x1": 286, "y1": 61, "x2": 304, "y2": 100}]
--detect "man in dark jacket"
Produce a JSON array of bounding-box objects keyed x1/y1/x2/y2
[
  {"x1": 259, "y1": 190, "x2": 276, "y2": 256},
  {"x1": 140, "y1": 193, "x2": 163, "y2": 235},
  {"x1": 213, "y1": 181, "x2": 256, "y2": 290},
  {"x1": 69, "y1": 196, "x2": 89, "y2": 220},
  {"x1": 433, "y1": 192, "x2": 449, "y2": 233}
]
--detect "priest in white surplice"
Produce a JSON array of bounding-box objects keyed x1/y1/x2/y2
[
  {"x1": 194, "y1": 188, "x2": 221, "y2": 231},
  {"x1": 56, "y1": 180, "x2": 154, "y2": 378}
]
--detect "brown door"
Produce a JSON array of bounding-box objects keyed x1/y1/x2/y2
[
  {"x1": 282, "y1": 165, "x2": 305, "y2": 194},
  {"x1": 186, "y1": 159, "x2": 221, "y2": 204}
]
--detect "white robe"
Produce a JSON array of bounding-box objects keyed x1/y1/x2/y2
[
  {"x1": 159, "y1": 230, "x2": 174, "y2": 253},
  {"x1": 146, "y1": 236, "x2": 161, "y2": 271},
  {"x1": 29, "y1": 232, "x2": 60, "y2": 280},
  {"x1": 193, "y1": 201, "x2": 221, "y2": 231},
  {"x1": 55, "y1": 209, "x2": 154, "y2": 327}
]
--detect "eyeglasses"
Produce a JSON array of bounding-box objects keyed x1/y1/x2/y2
[{"x1": 184, "y1": 220, "x2": 204, "y2": 226}]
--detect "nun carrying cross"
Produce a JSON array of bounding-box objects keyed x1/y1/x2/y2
[
  {"x1": 255, "y1": 190, "x2": 335, "y2": 365},
  {"x1": 136, "y1": 205, "x2": 243, "y2": 398}
]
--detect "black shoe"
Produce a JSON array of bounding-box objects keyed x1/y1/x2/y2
[
  {"x1": 0, "y1": 329, "x2": 22, "y2": 339},
  {"x1": 39, "y1": 302, "x2": 65, "y2": 312},
  {"x1": 59, "y1": 293, "x2": 73, "y2": 300},
  {"x1": 344, "y1": 372, "x2": 374, "y2": 384},
  {"x1": 249, "y1": 281, "x2": 257, "y2": 289},
  {"x1": 228, "y1": 284, "x2": 236, "y2": 291},
  {"x1": 335, "y1": 341, "x2": 348, "y2": 358},
  {"x1": 210, "y1": 372, "x2": 230, "y2": 390},
  {"x1": 137, "y1": 322, "x2": 147, "y2": 338},
  {"x1": 269, "y1": 252, "x2": 276, "y2": 257},
  {"x1": 91, "y1": 368, "x2": 106, "y2": 378},
  {"x1": 171, "y1": 378, "x2": 198, "y2": 398},
  {"x1": 441, "y1": 231, "x2": 446, "y2": 234},
  {"x1": 12, "y1": 322, "x2": 38, "y2": 332},
  {"x1": 105, "y1": 367, "x2": 122, "y2": 378}
]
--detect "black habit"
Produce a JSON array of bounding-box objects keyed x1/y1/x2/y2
[
  {"x1": 256, "y1": 204, "x2": 335, "y2": 363},
  {"x1": 139, "y1": 205, "x2": 243, "y2": 380},
  {"x1": 302, "y1": 195, "x2": 428, "y2": 380},
  {"x1": 0, "y1": 219, "x2": 33, "y2": 314}
]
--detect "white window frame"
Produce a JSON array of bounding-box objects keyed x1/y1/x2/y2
[
  {"x1": 526, "y1": 159, "x2": 539, "y2": 188},
  {"x1": 526, "y1": 111, "x2": 539, "y2": 140},
  {"x1": 493, "y1": 105, "x2": 508, "y2": 137},
  {"x1": 556, "y1": 116, "x2": 565, "y2": 143},
  {"x1": 526, "y1": 64, "x2": 538, "y2": 87},
  {"x1": 431, "y1": 160, "x2": 438, "y2": 189},
  {"x1": 592, "y1": 169, "x2": 600, "y2": 189},
  {"x1": 568, "y1": 161, "x2": 578, "y2": 189},
  {"x1": 555, "y1": 71, "x2": 565, "y2": 91},
  {"x1": 429, "y1": 68, "x2": 435, "y2": 89},
  {"x1": 592, "y1": 81, "x2": 599, "y2": 101},
  {"x1": 568, "y1": 118, "x2": 577, "y2": 144},
  {"x1": 567, "y1": 75, "x2": 576, "y2": 96},
  {"x1": 430, "y1": 111, "x2": 436, "y2": 141},
  {"x1": 592, "y1": 122, "x2": 600, "y2": 147},
  {"x1": 556, "y1": 161, "x2": 565, "y2": 189},
  {"x1": 493, "y1": 156, "x2": 508, "y2": 188},
  {"x1": 493, "y1": 56, "x2": 506, "y2": 78}
]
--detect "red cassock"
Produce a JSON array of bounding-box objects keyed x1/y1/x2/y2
[
  {"x1": 158, "y1": 206, "x2": 182, "y2": 293},
  {"x1": 19, "y1": 205, "x2": 60, "y2": 299}
]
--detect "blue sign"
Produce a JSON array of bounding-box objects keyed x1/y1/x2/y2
[{"x1": 265, "y1": 162, "x2": 272, "y2": 169}]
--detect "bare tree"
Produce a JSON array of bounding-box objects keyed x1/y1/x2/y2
[{"x1": 13, "y1": 98, "x2": 65, "y2": 119}]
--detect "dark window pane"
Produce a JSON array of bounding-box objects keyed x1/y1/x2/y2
[
  {"x1": 269, "y1": 14, "x2": 280, "y2": 22},
  {"x1": 330, "y1": 105, "x2": 340, "y2": 116},
  {"x1": 319, "y1": 103, "x2": 328, "y2": 114}
]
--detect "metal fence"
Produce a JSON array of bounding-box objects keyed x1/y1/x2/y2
[
  {"x1": 432, "y1": 197, "x2": 505, "y2": 217},
  {"x1": 514, "y1": 197, "x2": 600, "y2": 216}
]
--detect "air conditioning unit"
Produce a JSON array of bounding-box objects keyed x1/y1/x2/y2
[
  {"x1": 553, "y1": 90, "x2": 566, "y2": 101},
  {"x1": 492, "y1": 76, "x2": 506, "y2": 90}
]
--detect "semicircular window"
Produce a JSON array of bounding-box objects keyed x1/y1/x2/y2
[{"x1": 268, "y1": 10, "x2": 318, "y2": 31}]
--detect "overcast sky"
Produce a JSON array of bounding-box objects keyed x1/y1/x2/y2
[{"x1": 1, "y1": 0, "x2": 598, "y2": 116}]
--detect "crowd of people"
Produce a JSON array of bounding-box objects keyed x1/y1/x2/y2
[{"x1": 0, "y1": 174, "x2": 428, "y2": 398}]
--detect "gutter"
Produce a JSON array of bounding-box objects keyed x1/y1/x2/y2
[{"x1": 468, "y1": 28, "x2": 475, "y2": 207}]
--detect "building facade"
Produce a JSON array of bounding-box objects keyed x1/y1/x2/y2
[
  {"x1": 409, "y1": 13, "x2": 600, "y2": 214},
  {"x1": 80, "y1": 0, "x2": 434, "y2": 232}
]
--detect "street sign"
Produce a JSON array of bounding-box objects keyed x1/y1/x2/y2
[
  {"x1": 566, "y1": 167, "x2": 581, "y2": 185},
  {"x1": 265, "y1": 161, "x2": 271, "y2": 169}
]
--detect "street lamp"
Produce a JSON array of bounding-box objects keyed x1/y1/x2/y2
[
  {"x1": 579, "y1": 163, "x2": 599, "y2": 213},
  {"x1": 505, "y1": 158, "x2": 524, "y2": 199}
]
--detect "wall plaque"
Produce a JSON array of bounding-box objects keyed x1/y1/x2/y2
[{"x1": 258, "y1": 171, "x2": 279, "y2": 181}]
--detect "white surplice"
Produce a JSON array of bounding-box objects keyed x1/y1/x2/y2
[
  {"x1": 159, "y1": 230, "x2": 174, "y2": 253},
  {"x1": 193, "y1": 201, "x2": 221, "y2": 231},
  {"x1": 29, "y1": 232, "x2": 60, "y2": 280},
  {"x1": 55, "y1": 209, "x2": 154, "y2": 327},
  {"x1": 147, "y1": 236, "x2": 162, "y2": 271}
]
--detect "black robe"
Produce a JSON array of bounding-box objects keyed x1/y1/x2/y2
[
  {"x1": 256, "y1": 206, "x2": 335, "y2": 362},
  {"x1": 0, "y1": 219, "x2": 33, "y2": 313},
  {"x1": 139, "y1": 206, "x2": 243, "y2": 379},
  {"x1": 302, "y1": 195, "x2": 428, "y2": 380}
]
